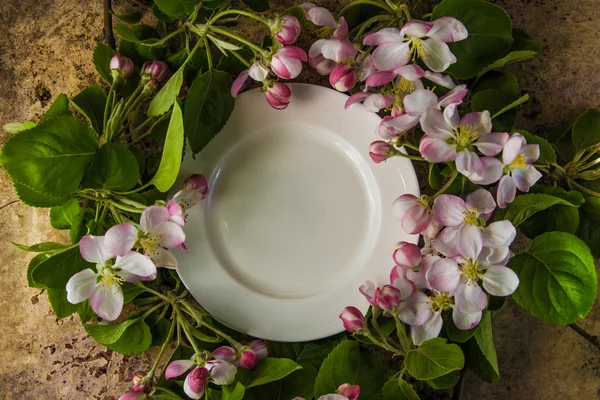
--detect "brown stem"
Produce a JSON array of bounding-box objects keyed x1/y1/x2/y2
[
  {"x1": 569, "y1": 323, "x2": 600, "y2": 350},
  {"x1": 103, "y1": 0, "x2": 116, "y2": 50},
  {"x1": 0, "y1": 199, "x2": 19, "y2": 210}
]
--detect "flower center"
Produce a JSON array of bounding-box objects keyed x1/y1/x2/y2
[
  {"x1": 428, "y1": 292, "x2": 453, "y2": 313},
  {"x1": 462, "y1": 208, "x2": 481, "y2": 225},
  {"x1": 509, "y1": 154, "x2": 527, "y2": 169},
  {"x1": 406, "y1": 38, "x2": 429, "y2": 61},
  {"x1": 140, "y1": 234, "x2": 163, "y2": 256},
  {"x1": 453, "y1": 124, "x2": 479, "y2": 149},
  {"x1": 461, "y1": 259, "x2": 485, "y2": 281},
  {"x1": 316, "y1": 26, "x2": 335, "y2": 39},
  {"x1": 396, "y1": 76, "x2": 415, "y2": 94}
]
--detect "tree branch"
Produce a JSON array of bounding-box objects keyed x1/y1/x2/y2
[
  {"x1": 103, "y1": 0, "x2": 116, "y2": 50},
  {"x1": 569, "y1": 323, "x2": 600, "y2": 350}
]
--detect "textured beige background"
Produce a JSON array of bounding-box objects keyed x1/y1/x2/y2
[{"x1": 0, "y1": 0, "x2": 599, "y2": 399}]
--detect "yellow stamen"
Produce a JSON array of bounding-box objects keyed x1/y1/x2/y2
[
  {"x1": 461, "y1": 259, "x2": 484, "y2": 281},
  {"x1": 462, "y1": 208, "x2": 480, "y2": 225},
  {"x1": 453, "y1": 124, "x2": 479, "y2": 149},
  {"x1": 428, "y1": 292, "x2": 453, "y2": 313},
  {"x1": 315, "y1": 26, "x2": 334, "y2": 39},
  {"x1": 406, "y1": 38, "x2": 430, "y2": 62},
  {"x1": 396, "y1": 76, "x2": 415, "y2": 94},
  {"x1": 510, "y1": 154, "x2": 527, "y2": 169}
]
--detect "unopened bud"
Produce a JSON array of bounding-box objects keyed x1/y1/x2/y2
[
  {"x1": 339, "y1": 306, "x2": 366, "y2": 333},
  {"x1": 141, "y1": 60, "x2": 169, "y2": 84},
  {"x1": 110, "y1": 54, "x2": 134, "y2": 80}
]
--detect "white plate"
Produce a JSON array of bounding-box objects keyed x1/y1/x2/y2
[{"x1": 172, "y1": 83, "x2": 419, "y2": 342}]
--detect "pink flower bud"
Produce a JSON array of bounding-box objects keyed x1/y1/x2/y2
[
  {"x1": 141, "y1": 60, "x2": 169, "y2": 84},
  {"x1": 249, "y1": 340, "x2": 268, "y2": 359},
  {"x1": 374, "y1": 285, "x2": 401, "y2": 311},
  {"x1": 239, "y1": 349, "x2": 259, "y2": 369},
  {"x1": 339, "y1": 306, "x2": 366, "y2": 333},
  {"x1": 118, "y1": 392, "x2": 145, "y2": 400},
  {"x1": 393, "y1": 242, "x2": 422, "y2": 268},
  {"x1": 131, "y1": 371, "x2": 150, "y2": 393},
  {"x1": 369, "y1": 140, "x2": 395, "y2": 163},
  {"x1": 275, "y1": 15, "x2": 302, "y2": 45},
  {"x1": 338, "y1": 383, "x2": 361, "y2": 400},
  {"x1": 182, "y1": 174, "x2": 208, "y2": 198},
  {"x1": 270, "y1": 46, "x2": 307, "y2": 79},
  {"x1": 110, "y1": 54, "x2": 134, "y2": 79},
  {"x1": 212, "y1": 346, "x2": 236, "y2": 362},
  {"x1": 265, "y1": 82, "x2": 292, "y2": 110},
  {"x1": 329, "y1": 64, "x2": 357, "y2": 92}
]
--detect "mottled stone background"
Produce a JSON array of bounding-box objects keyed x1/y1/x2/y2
[{"x1": 0, "y1": 0, "x2": 599, "y2": 399}]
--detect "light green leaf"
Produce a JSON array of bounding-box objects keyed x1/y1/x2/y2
[
  {"x1": 93, "y1": 42, "x2": 117, "y2": 83},
  {"x1": 572, "y1": 108, "x2": 600, "y2": 151},
  {"x1": 428, "y1": 163, "x2": 443, "y2": 190},
  {"x1": 12, "y1": 241, "x2": 67, "y2": 253},
  {"x1": 85, "y1": 143, "x2": 140, "y2": 191},
  {"x1": 40, "y1": 94, "x2": 72, "y2": 123},
  {"x1": 184, "y1": 69, "x2": 234, "y2": 154},
  {"x1": 432, "y1": 0, "x2": 513, "y2": 79},
  {"x1": 503, "y1": 193, "x2": 582, "y2": 227},
  {"x1": 236, "y1": 358, "x2": 301, "y2": 389},
  {"x1": 518, "y1": 130, "x2": 556, "y2": 166},
  {"x1": 405, "y1": 338, "x2": 465, "y2": 380},
  {"x1": 148, "y1": 67, "x2": 184, "y2": 116},
  {"x1": 222, "y1": 382, "x2": 245, "y2": 400},
  {"x1": 30, "y1": 246, "x2": 90, "y2": 289},
  {"x1": 207, "y1": 34, "x2": 243, "y2": 54},
  {"x1": 382, "y1": 378, "x2": 419, "y2": 400},
  {"x1": 491, "y1": 93, "x2": 529, "y2": 119},
  {"x1": 509, "y1": 231, "x2": 597, "y2": 324},
  {"x1": 50, "y1": 199, "x2": 80, "y2": 229},
  {"x1": 85, "y1": 318, "x2": 152, "y2": 355},
  {"x1": 578, "y1": 197, "x2": 600, "y2": 258},
  {"x1": 47, "y1": 287, "x2": 79, "y2": 318},
  {"x1": 27, "y1": 253, "x2": 49, "y2": 288},
  {"x1": 71, "y1": 85, "x2": 107, "y2": 134},
  {"x1": 149, "y1": 102, "x2": 184, "y2": 192},
  {"x1": 3, "y1": 121, "x2": 36, "y2": 133},
  {"x1": 109, "y1": 10, "x2": 142, "y2": 24},
  {"x1": 477, "y1": 29, "x2": 541, "y2": 77},
  {"x1": 426, "y1": 371, "x2": 461, "y2": 389},
  {"x1": 153, "y1": 0, "x2": 198, "y2": 17},
  {"x1": 114, "y1": 23, "x2": 164, "y2": 46},
  {"x1": 0, "y1": 116, "x2": 98, "y2": 204}
]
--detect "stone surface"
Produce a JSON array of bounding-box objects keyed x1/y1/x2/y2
[{"x1": 0, "y1": 0, "x2": 599, "y2": 399}]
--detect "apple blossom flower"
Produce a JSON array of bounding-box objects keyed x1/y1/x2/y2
[
  {"x1": 141, "y1": 60, "x2": 169, "y2": 84},
  {"x1": 345, "y1": 92, "x2": 395, "y2": 113},
  {"x1": 364, "y1": 18, "x2": 467, "y2": 72},
  {"x1": 212, "y1": 346, "x2": 237, "y2": 363},
  {"x1": 329, "y1": 63, "x2": 357, "y2": 91},
  {"x1": 270, "y1": 46, "x2": 308, "y2": 79},
  {"x1": 132, "y1": 371, "x2": 150, "y2": 393},
  {"x1": 496, "y1": 133, "x2": 542, "y2": 208},
  {"x1": 392, "y1": 194, "x2": 434, "y2": 235},
  {"x1": 66, "y1": 228, "x2": 156, "y2": 321},
  {"x1": 432, "y1": 189, "x2": 516, "y2": 257},
  {"x1": 231, "y1": 60, "x2": 273, "y2": 98},
  {"x1": 369, "y1": 140, "x2": 398, "y2": 163},
  {"x1": 118, "y1": 392, "x2": 145, "y2": 400},
  {"x1": 374, "y1": 285, "x2": 401, "y2": 310},
  {"x1": 172, "y1": 174, "x2": 209, "y2": 213},
  {"x1": 359, "y1": 280, "x2": 377, "y2": 306},
  {"x1": 339, "y1": 306, "x2": 366, "y2": 333},
  {"x1": 264, "y1": 81, "x2": 293, "y2": 110},
  {"x1": 274, "y1": 15, "x2": 302, "y2": 45},
  {"x1": 237, "y1": 341, "x2": 266, "y2": 369},
  {"x1": 110, "y1": 54, "x2": 134, "y2": 80},
  {"x1": 249, "y1": 339, "x2": 268, "y2": 360},
  {"x1": 338, "y1": 384, "x2": 360, "y2": 400},
  {"x1": 420, "y1": 104, "x2": 508, "y2": 180},
  {"x1": 391, "y1": 242, "x2": 438, "y2": 290},
  {"x1": 239, "y1": 349, "x2": 259, "y2": 369},
  {"x1": 137, "y1": 206, "x2": 186, "y2": 269},
  {"x1": 166, "y1": 359, "x2": 237, "y2": 399}
]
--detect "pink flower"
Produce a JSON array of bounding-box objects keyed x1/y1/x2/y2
[
  {"x1": 274, "y1": 15, "x2": 301, "y2": 45},
  {"x1": 374, "y1": 285, "x2": 401, "y2": 310},
  {"x1": 270, "y1": 47, "x2": 307, "y2": 79},
  {"x1": 345, "y1": 92, "x2": 394, "y2": 113},
  {"x1": 359, "y1": 280, "x2": 377, "y2": 306},
  {"x1": 239, "y1": 349, "x2": 259, "y2": 369},
  {"x1": 339, "y1": 306, "x2": 366, "y2": 333},
  {"x1": 118, "y1": 392, "x2": 145, "y2": 400},
  {"x1": 110, "y1": 54, "x2": 134, "y2": 79},
  {"x1": 166, "y1": 359, "x2": 237, "y2": 399},
  {"x1": 338, "y1": 383, "x2": 360, "y2": 400},
  {"x1": 364, "y1": 18, "x2": 467, "y2": 72},
  {"x1": 391, "y1": 242, "x2": 435, "y2": 291},
  {"x1": 138, "y1": 206, "x2": 186, "y2": 269},
  {"x1": 173, "y1": 174, "x2": 209, "y2": 211},
  {"x1": 496, "y1": 133, "x2": 542, "y2": 208},
  {"x1": 141, "y1": 60, "x2": 169, "y2": 84},
  {"x1": 265, "y1": 82, "x2": 292, "y2": 110},
  {"x1": 329, "y1": 64, "x2": 357, "y2": 92},
  {"x1": 432, "y1": 189, "x2": 516, "y2": 256},
  {"x1": 212, "y1": 346, "x2": 237, "y2": 363},
  {"x1": 132, "y1": 371, "x2": 150, "y2": 393},
  {"x1": 66, "y1": 226, "x2": 156, "y2": 321},
  {"x1": 420, "y1": 104, "x2": 508, "y2": 181},
  {"x1": 249, "y1": 339, "x2": 268, "y2": 360},
  {"x1": 369, "y1": 140, "x2": 397, "y2": 163},
  {"x1": 392, "y1": 194, "x2": 434, "y2": 235}
]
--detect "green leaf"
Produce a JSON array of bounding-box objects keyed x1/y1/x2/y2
[
  {"x1": 30, "y1": 246, "x2": 89, "y2": 289},
  {"x1": 50, "y1": 199, "x2": 80, "y2": 229},
  {"x1": 466, "y1": 311, "x2": 499, "y2": 382},
  {"x1": 382, "y1": 378, "x2": 419, "y2": 400},
  {"x1": 146, "y1": 314, "x2": 172, "y2": 346},
  {"x1": 519, "y1": 130, "x2": 556, "y2": 166},
  {"x1": 47, "y1": 287, "x2": 79, "y2": 318},
  {"x1": 93, "y1": 42, "x2": 117, "y2": 83},
  {"x1": 184, "y1": 69, "x2": 234, "y2": 154},
  {"x1": 27, "y1": 254, "x2": 49, "y2": 288},
  {"x1": 114, "y1": 23, "x2": 165, "y2": 46},
  {"x1": 236, "y1": 358, "x2": 301, "y2": 389},
  {"x1": 70, "y1": 208, "x2": 95, "y2": 243},
  {"x1": 428, "y1": 163, "x2": 442, "y2": 190},
  {"x1": 492, "y1": 93, "x2": 529, "y2": 119},
  {"x1": 216, "y1": 46, "x2": 254, "y2": 76},
  {"x1": 12, "y1": 182, "x2": 70, "y2": 207},
  {"x1": 578, "y1": 196, "x2": 600, "y2": 258},
  {"x1": 503, "y1": 193, "x2": 582, "y2": 227},
  {"x1": 426, "y1": 371, "x2": 461, "y2": 390},
  {"x1": 477, "y1": 30, "x2": 541, "y2": 77},
  {"x1": 509, "y1": 231, "x2": 597, "y2": 324},
  {"x1": 0, "y1": 116, "x2": 98, "y2": 204},
  {"x1": 405, "y1": 338, "x2": 465, "y2": 380},
  {"x1": 85, "y1": 143, "x2": 140, "y2": 191},
  {"x1": 572, "y1": 108, "x2": 600, "y2": 151},
  {"x1": 77, "y1": 300, "x2": 94, "y2": 323},
  {"x1": 71, "y1": 85, "x2": 107, "y2": 135},
  {"x1": 109, "y1": 10, "x2": 142, "y2": 23},
  {"x1": 85, "y1": 318, "x2": 152, "y2": 355},
  {"x1": 149, "y1": 102, "x2": 184, "y2": 192},
  {"x1": 222, "y1": 382, "x2": 245, "y2": 400},
  {"x1": 153, "y1": 387, "x2": 186, "y2": 400},
  {"x1": 473, "y1": 71, "x2": 518, "y2": 94},
  {"x1": 12, "y1": 241, "x2": 67, "y2": 253},
  {"x1": 432, "y1": 0, "x2": 513, "y2": 79},
  {"x1": 445, "y1": 314, "x2": 478, "y2": 343},
  {"x1": 314, "y1": 340, "x2": 387, "y2": 399},
  {"x1": 339, "y1": 2, "x2": 388, "y2": 29},
  {"x1": 3, "y1": 121, "x2": 36, "y2": 133},
  {"x1": 240, "y1": 0, "x2": 269, "y2": 12},
  {"x1": 122, "y1": 282, "x2": 145, "y2": 304},
  {"x1": 40, "y1": 94, "x2": 72, "y2": 123},
  {"x1": 470, "y1": 89, "x2": 519, "y2": 132},
  {"x1": 488, "y1": 295, "x2": 507, "y2": 311},
  {"x1": 153, "y1": 0, "x2": 198, "y2": 17},
  {"x1": 149, "y1": 67, "x2": 184, "y2": 116},
  {"x1": 118, "y1": 25, "x2": 167, "y2": 64},
  {"x1": 246, "y1": 362, "x2": 317, "y2": 400},
  {"x1": 266, "y1": 333, "x2": 346, "y2": 369}
]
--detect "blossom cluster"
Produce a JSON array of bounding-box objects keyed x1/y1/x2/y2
[{"x1": 294, "y1": 383, "x2": 360, "y2": 400}]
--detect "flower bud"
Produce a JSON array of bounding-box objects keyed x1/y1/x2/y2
[
  {"x1": 249, "y1": 340, "x2": 268, "y2": 360},
  {"x1": 212, "y1": 346, "x2": 236, "y2": 362},
  {"x1": 239, "y1": 349, "x2": 259, "y2": 369},
  {"x1": 131, "y1": 371, "x2": 151, "y2": 393},
  {"x1": 374, "y1": 285, "x2": 401, "y2": 311},
  {"x1": 110, "y1": 54, "x2": 134, "y2": 80},
  {"x1": 270, "y1": 46, "x2": 307, "y2": 79},
  {"x1": 338, "y1": 383, "x2": 361, "y2": 400},
  {"x1": 182, "y1": 174, "x2": 208, "y2": 198},
  {"x1": 369, "y1": 140, "x2": 396, "y2": 163},
  {"x1": 339, "y1": 306, "x2": 366, "y2": 333},
  {"x1": 118, "y1": 392, "x2": 145, "y2": 400},
  {"x1": 329, "y1": 64, "x2": 357, "y2": 92},
  {"x1": 274, "y1": 15, "x2": 302, "y2": 45},
  {"x1": 141, "y1": 60, "x2": 169, "y2": 84},
  {"x1": 265, "y1": 82, "x2": 292, "y2": 110}
]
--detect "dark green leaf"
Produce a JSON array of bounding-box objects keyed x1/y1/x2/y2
[
  {"x1": 470, "y1": 89, "x2": 520, "y2": 132},
  {"x1": 50, "y1": 199, "x2": 80, "y2": 229},
  {"x1": 149, "y1": 102, "x2": 184, "y2": 192},
  {"x1": 13, "y1": 241, "x2": 67, "y2": 253},
  {"x1": 405, "y1": 338, "x2": 465, "y2": 380},
  {"x1": 382, "y1": 378, "x2": 419, "y2": 400},
  {"x1": 488, "y1": 295, "x2": 507, "y2": 311},
  {"x1": 184, "y1": 69, "x2": 235, "y2": 154},
  {"x1": 93, "y1": 42, "x2": 117, "y2": 83},
  {"x1": 129, "y1": 146, "x2": 146, "y2": 177},
  {"x1": 122, "y1": 282, "x2": 145, "y2": 304},
  {"x1": 31, "y1": 246, "x2": 90, "y2": 289},
  {"x1": 541, "y1": 123, "x2": 571, "y2": 144},
  {"x1": 153, "y1": 387, "x2": 186, "y2": 400},
  {"x1": 578, "y1": 196, "x2": 600, "y2": 258},
  {"x1": 77, "y1": 300, "x2": 94, "y2": 323},
  {"x1": 472, "y1": 71, "x2": 518, "y2": 94},
  {"x1": 27, "y1": 254, "x2": 49, "y2": 288},
  {"x1": 11, "y1": 182, "x2": 70, "y2": 207},
  {"x1": 216, "y1": 46, "x2": 254, "y2": 77},
  {"x1": 146, "y1": 314, "x2": 172, "y2": 346},
  {"x1": 222, "y1": 382, "x2": 245, "y2": 400},
  {"x1": 428, "y1": 163, "x2": 442, "y2": 190},
  {"x1": 149, "y1": 67, "x2": 184, "y2": 116},
  {"x1": 445, "y1": 314, "x2": 478, "y2": 343},
  {"x1": 40, "y1": 94, "x2": 72, "y2": 123},
  {"x1": 432, "y1": 0, "x2": 513, "y2": 79},
  {"x1": 467, "y1": 311, "x2": 499, "y2": 382},
  {"x1": 426, "y1": 371, "x2": 460, "y2": 390},
  {"x1": 109, "y1": 10, "x2": 142, "y2": 23},
  {"x1": 118, "y1": 25, "x2": 167, "y2": 64},
  {"x1": 519, "y1": 130, "x2": 556, "y2": 166},
  {"x1": 85, "y1": 318, "x2": 152, "y2": 355},
  {"x1": 509, "y1": 231, "x2": 597, "y2": 324},
  {"x1": 572, "y1": 108, "x2": 600, "y2": 151},
  {"x1": 339, "y1": 2, "x2": 387, "y2": 29},
  {"x1": 266, "y1": 333, "x2": 346, "y2": 369},
  {"x1": 503, "y1": 193, "x2": 582, "y2": 227},
  {"x1": 153, "y1": 0, "x2": 198, "y2": 17},
  {"x1": 85, "y1": 143, "x2": 140, "y2": 191},
  {"x1": 236, "y1": 358, "x2": 301, "y2": 389},
  {"x1": 70, "y1": 208, "x2": 95, "y2": 243},
  {"x1": 71, "y1": 85, "x2": 107, "y2": 135},
  {"x1": 240, "y1": 0, "x2": 269, "y2": 12},
  {"x1": 477, "y1": 29, "x2": 541, "y2": 77},
  {"x1": 47, "y1": 287, "x2": 79, "y2": 318}
]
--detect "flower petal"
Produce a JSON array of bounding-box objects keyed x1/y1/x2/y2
[
  {"x1": 151, "y1": 221, "x2": 186, "y2": 248},
  {"x1": 320, "y1": 38, "x2": 357, "y2": 63},
  {"x1": 470, "y1": 157, "x2": 504, "y2": 186},
  {"x1": 455, "y1": 281, "x2": 488, "y2": 314},
  {"x1": 400, "y1": 21, "x2": 433, "y2": 38},
  {"x1": 378, "y1": 114, "x2": 420, "y2": 139},
  {"x1": 419, "y1": 135, "x2": 457, "y2": 162},
  {"x1": 394, "y1": 64, "x2": 426, "y2": 81},
  {"x1": 365, "y1": 71, "x2": 396, "y2": 87},
  {"x1": 392, "y1": 277, "x2": 417, "y2": 300},
  {"x1": 332, "y1": 17, "x2": 349, "y2": 39},
  {"x1": 402, "y1": 204, "x2": 432, "y2": 235},
  {"x1": 317, "y1": 395, "x2": 347, "y2": 400},
  {"x1": 206, "y1": 360, "x2": 237, "y2": 385},
  {"x1": 165, "y1": 360, "x2": 195, "y2": 379},
  {"x1": 437, "y1": 84, "x2": 469, "y2": 107},
  {"x1": 404, "y1": 89, "x2": 438, "y2": 116},
  {"x1": 427, "y1": 258, "x2": 462, "y2": 292},
  {"x1": 80, "y1": 235, "x2": 111, "y2": 265},
  {"x1": 452, "y1": 309, "x2": 482, "y2": 330},
  {"x1": 392, "y1": 194, "x2": 419, "y2": 219},
  {"x1": 363, "y1": 28, "x2": 404, "y2": 45},
  {"x1": 424, "y1": 71, "x2": 456, "y2": 89},
  {"x1": 466, "y1": 189, "x2": 496, "y2": 215},
  {"x1": 482, "y1": 265, "x2": 519, "y2": 296},
  {"x1": 512, "y1": 166, "x2": 542, "y2": 192},
  {"x1": 344, "y1": 92, "x2": 369, "y2": 109},
  {"x1": 420, "y1": 108, "x2": 453, "y2": 138},
  {"x1": 432, "y1": 194, "x2": 466, "y2": 226},
  {"x1": 114, "y1": 251, "x2": 157, "y2": 282},
  {"x1": 428, "y1": 17, "x2": 468, "y2": 43},
  {"x1": 460, "y1": 111, "x2": 492, "y2": 136},
  {"x1": 90, "y1": 281, "x2": 124, "y2": 321},
  {"x1": 147, "y1": 247, "x2": 179, "y2": 269},
  {"x1": 105, "y1": 223, "x2": 138, "y2": 257},
  {"x1": 172, "y1": 189, "x2": 202, "y2": 209},
  {"x1": 393, "y1": 242, "x2": 422, "y2": 268},
  {"x1": 521, "y1": 144, "x2": 540, "y2": 164},
  {"x1": 457, "y1": 224, "x2": 483, "y2": 259},
  {"x1": 184, "y1": 367, "x2": 207, "y2": 400},
  {"x1": 410, "y1": 312, "x2": 443, "y2": 346},
  {"x1": 140, "y1": 206, "x2": 171, "y2": 233},
  {"x1": 231, "y1": 70, "x2": 249, "y2": 98},
  {"x1": 421, "y1": 38, "x2": 456, "y2": 72},
  {"x1": 475, "y1": 132, "x2": 509, "y2": 156},
  {"x1": 502, "y1": 133, "x2": 526, "y2": 165},
  {"x1": 433, "y1": 226, "x2": 461, "y2": 257},
  {"x1": 363, "y1": 94, "x2": 394, "y2": 113},
  {"x1": 371, "y1": 42, "x2": 411, "y2": 71},
  {"x1": 479, "y1": 245, "x2": 510, "y2": 265},
  {"x1": 248, "y1": 62, "x2": 269, "y2": 81},
  {"x1": 397, "y1": 291, "x2": 433, "y2": 326},
  {"x1": 66, "y1": 268, "x2": 97, "y2": 304},
  {"x1": 305, "y1": 6, "x2": 337, "y2": 27},
  {"x1": 482, "y1": 220, "x2": 516, "y2": 248},
  {"x1": 496, "y1": 175, "x2": 516, "y2": 209}
]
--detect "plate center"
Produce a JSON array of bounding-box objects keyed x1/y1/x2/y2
[{"x1": 205, "y1": 124, "x2": 379, "y2": 298}]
